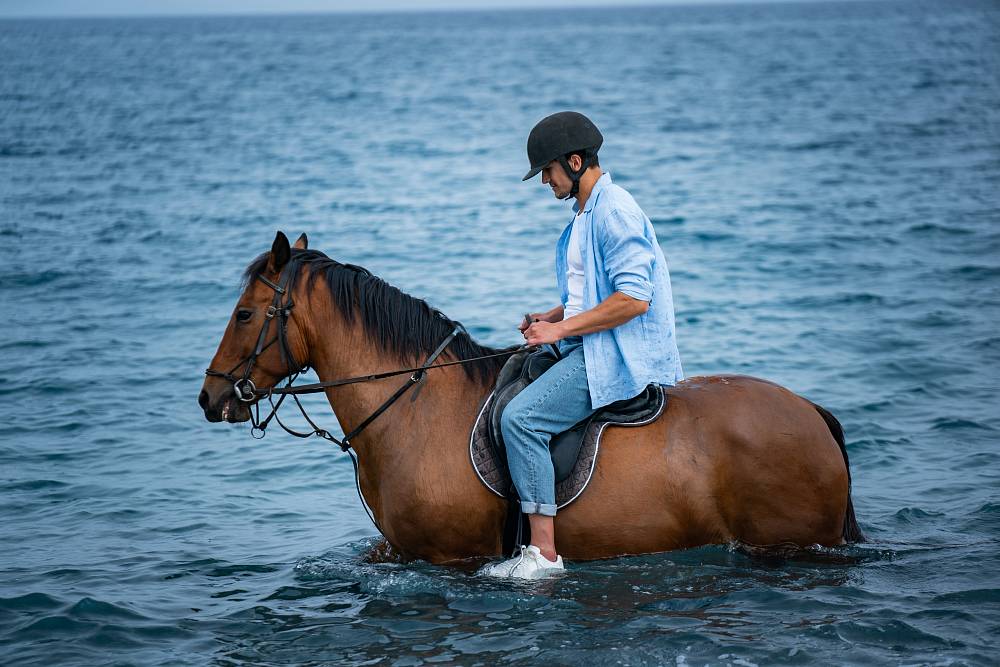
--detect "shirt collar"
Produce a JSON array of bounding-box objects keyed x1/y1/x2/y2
[{"x1": 572, "y1": 171, "x2": 611, "y2": 215}]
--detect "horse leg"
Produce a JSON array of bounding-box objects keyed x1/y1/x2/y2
[
  {"x1": 707, "y1": 385, "x2": 852, "y2": 548},
  {"x1": 360, "y1": 537, "x2": 410, "y2": 564}
]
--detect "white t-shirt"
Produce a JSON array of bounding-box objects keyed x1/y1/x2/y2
[{"x1": 564, "y1": 214, "x2": 585, "y2": 319}]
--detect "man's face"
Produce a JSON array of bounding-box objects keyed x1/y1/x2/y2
[{"x1": 540, "y1": 159, "x2": 572, "y2": 199}]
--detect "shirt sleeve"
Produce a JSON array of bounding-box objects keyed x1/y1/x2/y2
[{"x1": 596, "y1": 207, "x2": 656, "y2": 302}]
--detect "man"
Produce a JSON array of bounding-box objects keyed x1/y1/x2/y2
[{"x1": 483, "y1": 111, "x2": 684, "y2": 579}]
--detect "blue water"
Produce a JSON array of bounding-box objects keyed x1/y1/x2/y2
[{"x1": 2, "y1": 1, "x2": 999, "y2": 664}]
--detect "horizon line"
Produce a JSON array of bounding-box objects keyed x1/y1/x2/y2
[{"x1": 0, "y1": 0, "x2": 882, "y2": 22}]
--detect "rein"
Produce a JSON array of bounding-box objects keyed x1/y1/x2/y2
[
  {"x1": 206, "y1": 258, "x2": 526, "y2": 451},
  {"x1": 204, "y1": 258, "x2": 527, "y2": 540}
]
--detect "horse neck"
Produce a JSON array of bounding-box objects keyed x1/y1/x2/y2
[{"x1": 297, "y1": 288, "x2": 492, "y2": 516}]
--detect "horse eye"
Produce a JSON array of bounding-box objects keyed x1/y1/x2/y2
[{"x1": 236, "y1": 309, "x2": 253, "y2": 323}]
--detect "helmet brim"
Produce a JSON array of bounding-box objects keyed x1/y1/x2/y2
[{"x1": 522, "y1": 165, "x2": 543, "y2": 181}]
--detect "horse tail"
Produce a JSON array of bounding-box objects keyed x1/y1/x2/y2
[{"x1": 812, "y1": 402, "x2": 866, "y2": 543}]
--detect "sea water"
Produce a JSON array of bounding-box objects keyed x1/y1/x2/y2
[{"x1": 1, "y1": 2, "x2": 999, "y2": 664}]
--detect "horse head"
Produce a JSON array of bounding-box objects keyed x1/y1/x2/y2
[{"x1": 199, "y1": 231, "x2": 310, "y2": 423}]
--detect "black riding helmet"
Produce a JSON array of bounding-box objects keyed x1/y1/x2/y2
[{"x1": 522, "y1": 111, "x2": 603, "y2": 199}]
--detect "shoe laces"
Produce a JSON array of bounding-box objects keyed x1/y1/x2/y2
[{"x1": 506, "y1": 545, "x2": 529, "y2": 576}]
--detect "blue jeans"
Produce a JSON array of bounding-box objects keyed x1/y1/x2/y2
[{"x1": 500, "y1": 337, "x2": 599, "y2": 516}]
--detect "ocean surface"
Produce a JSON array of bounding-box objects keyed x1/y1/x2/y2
[{"x1": 2, "y1": 1, "x2": 999, "y2": 664}]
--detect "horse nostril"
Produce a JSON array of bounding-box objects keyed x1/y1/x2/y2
[{"x1": 198, "y1": 390, "x2": 210, "y2": 410}]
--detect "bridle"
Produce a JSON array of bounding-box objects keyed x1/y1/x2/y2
[
  {"x1": 204, "y1": 265, "x2": 299, "y2": 409},
  {"x1": 204, "y1": 257, "x2": 526, "y2": 538},
  {"x1": 204, "y1": 257, "x2": 310, "y2": 440},
  {"x1": 205, "y1": 256, "x2": 524, "y2": 451}
]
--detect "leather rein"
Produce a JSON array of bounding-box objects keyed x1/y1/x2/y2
[{"x1": 204, "y1": 258, "x2": 526, "y2": 453}]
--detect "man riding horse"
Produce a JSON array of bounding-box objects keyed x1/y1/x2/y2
[
  {"x1": 483, "y1": 112, "x2": 684, "y2": 578},
  {"x1": 201, "y1": 114, "x2": 861, "y2": 568}
]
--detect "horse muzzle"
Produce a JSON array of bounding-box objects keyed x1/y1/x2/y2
[{"x1": 199, "y1": 383, "x2": 253, "y2": 424}]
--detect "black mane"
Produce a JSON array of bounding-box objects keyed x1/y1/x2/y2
[{"x1": 243, "y1": 248, "x2": 510, "y2": 385}]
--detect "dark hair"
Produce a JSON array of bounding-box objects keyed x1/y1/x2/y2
[
  {"x1": 243, "y1": 249, "x2": 512, "y2": 385},
  {"x1": 565, "y1": 150, "x2": 599, "y2": 168}
]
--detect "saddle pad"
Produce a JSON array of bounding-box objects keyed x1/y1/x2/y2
[{"x1": 469, "y1": 387, "x2": 666, "y2": 509}]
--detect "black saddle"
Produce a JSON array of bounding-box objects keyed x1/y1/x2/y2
[{"x1": 486, "y1": 347, "x2": 664, "y2": 486}]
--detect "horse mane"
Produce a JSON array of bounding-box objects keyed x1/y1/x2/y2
[{"x1": 243, "y1": 248, "x2": 510, "y2": 385}]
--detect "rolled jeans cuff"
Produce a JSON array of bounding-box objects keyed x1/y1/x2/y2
[{"x1": 520, "y1": 500, "x2": 557, "y2": 517}]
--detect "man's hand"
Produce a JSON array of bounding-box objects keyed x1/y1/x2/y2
[
  {"x1": 519, "y1": 306, "x2": 564, "y2": 333},
  {"x1": 523, "y1": 320, "x2": 565, "y2": 346}
]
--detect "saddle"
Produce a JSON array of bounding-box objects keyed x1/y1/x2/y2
[{"x1": 468, "y1": 347, "x2": 666, "y2": 552}]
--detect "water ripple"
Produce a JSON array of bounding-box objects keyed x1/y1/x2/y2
[{"x1": 1, "y1": 3, "x2": 999, "y2": 665}]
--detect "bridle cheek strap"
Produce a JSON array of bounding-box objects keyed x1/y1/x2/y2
[{"x1": 205, "y1": 261, "x2": 301, "y2": 402}]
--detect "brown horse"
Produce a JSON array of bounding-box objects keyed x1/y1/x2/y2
[{"x1": 199, "y1": 232, "x2": 864, "y2": 564}]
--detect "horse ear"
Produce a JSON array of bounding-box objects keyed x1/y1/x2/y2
[
  {"x1": 268, "y1": 231, "x2": 291, "y2": 274},
  {"x1": 293, "y1": 233, "x2": 308, "y2": 250}
]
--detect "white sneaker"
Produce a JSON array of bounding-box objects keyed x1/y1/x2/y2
[{"x1": 480, "y1": 545, "x2": 565, "y2": 579}]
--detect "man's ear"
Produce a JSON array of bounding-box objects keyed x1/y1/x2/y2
[
  {"x1": 567, "y1": 153, "x2": 584, "y2": 172},
  {"x1": 267, "y1": 231, "x2": 291, "y2": 274},
  {"x1": 293, "y1": 233, "x2": 308, "y2": 250}
]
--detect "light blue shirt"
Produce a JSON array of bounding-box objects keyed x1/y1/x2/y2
[{"x1": 555, "y1": 172, "x2": 684, "y2": 409}]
